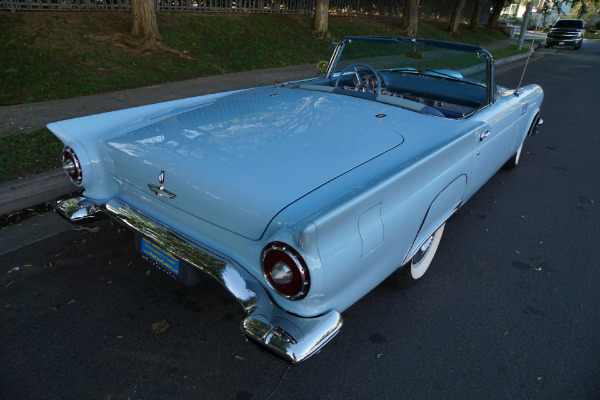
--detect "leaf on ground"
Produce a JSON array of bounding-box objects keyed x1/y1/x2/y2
[
  {"x1": 151, "y1": 319, "x2": 169, "y2": 334},
  {"x1": 234, "y1": 355, "x2": 245, "y2": 361},
  {"x1": 72, "y1": 226, "x2": 100, "y2": 233}
]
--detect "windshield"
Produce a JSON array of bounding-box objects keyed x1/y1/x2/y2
[
  {"x1": 554, "y1": 20, "x2": 583, "y2": 29},
  {"x1": 332, "y1": 38, "x2": 489, "y2": 87}
]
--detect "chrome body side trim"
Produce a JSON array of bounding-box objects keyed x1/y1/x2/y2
[{"x1": 57, "y1": 196, "x2": 343, "y2": 363}]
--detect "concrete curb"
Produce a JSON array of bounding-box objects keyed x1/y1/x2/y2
[
  {"x1": 0, "y1": 169, "x2": 77, "y2": 217},
  {"x1": 494, "y1": 42, "x2": 542, "y2": 67},
  {"x1": 0, "y1": 44, "x2": 542, "y2": 218},
  {"x1": 495, "y1": 51, "x2": 530, "y2": 67}
]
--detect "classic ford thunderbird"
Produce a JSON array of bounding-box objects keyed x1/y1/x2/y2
[{"x1": 50, "y1": 37, "x2": 543, "y2": 363}]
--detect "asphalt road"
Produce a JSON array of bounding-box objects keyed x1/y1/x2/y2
[{"x1": 2, "y1": 41, "x2": 599, "y2": 400}]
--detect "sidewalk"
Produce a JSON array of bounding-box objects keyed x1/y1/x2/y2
[{"x1": 0, "y1": 37, "x2": 537, "y2": 216}]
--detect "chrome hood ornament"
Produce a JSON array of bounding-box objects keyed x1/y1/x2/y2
[{"x1": 149, "y1": 170, "x2": 176, "y2": 199}]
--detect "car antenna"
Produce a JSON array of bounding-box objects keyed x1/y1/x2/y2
[{"x1": 515, "y1": 26, "x2": 538, "y2": 97}]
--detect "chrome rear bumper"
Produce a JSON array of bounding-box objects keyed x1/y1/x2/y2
[{"x1": 53, "y1": 196, "x2": 342, "y2": 363}]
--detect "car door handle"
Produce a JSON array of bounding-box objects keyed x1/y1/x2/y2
[{"x1": 479, "y1": 130, "x2": 491, "y2": 141}]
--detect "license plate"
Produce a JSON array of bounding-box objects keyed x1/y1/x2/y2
[
  {"x1": 141, "y1": 237, "x2": 180, "y2": 276},
  {"x1": 559, "y1": 41, "x2": 565, "y2": 45}
]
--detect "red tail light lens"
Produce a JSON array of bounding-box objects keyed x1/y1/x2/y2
[
  {"x1": 62, "y1": 146, "x2": 82, "y2": 184},
  {"x1": 261, "y1": 242, "x2": 310, "y2": 300}
]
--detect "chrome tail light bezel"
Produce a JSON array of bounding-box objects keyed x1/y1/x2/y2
[
  {"x1": 261, "y1": 241, "x2": 311, "y2": 301},
  {"x1": 61, "y1": 146, "x2": 82, "y2": 185}
]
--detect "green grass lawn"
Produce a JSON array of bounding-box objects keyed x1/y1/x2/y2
[
  {"x1": 0, "y1": 128, "x2": 63, "y2": 182},
  {"x1": 0, "y1": 13, "x2": 509, "y2": 107}
]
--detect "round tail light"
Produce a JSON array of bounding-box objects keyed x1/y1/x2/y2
[
  {"x1": 261, "y1": 242, "x2": 310, "y2": 300},
  {"x1": 62, "y1": 146, "x2": 82, "y2": 184}
]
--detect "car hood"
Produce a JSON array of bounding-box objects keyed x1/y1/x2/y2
[{"x1": 102, "y1": 87, "x2": 405, "y2": 240}]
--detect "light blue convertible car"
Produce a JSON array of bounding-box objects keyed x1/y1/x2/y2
[{"x1": 50, "y1": 37, "x2": 543, "y2": 363}]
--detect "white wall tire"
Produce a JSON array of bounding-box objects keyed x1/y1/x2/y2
[
  {"x1": 409, "y1": 223, "x2": 444, "y2": 280},
  {"x1": 387, "y1": 223, "x2": 445, "y2": 288}
]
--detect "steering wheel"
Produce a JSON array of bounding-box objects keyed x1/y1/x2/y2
[{"x1": 334, "y1": 63, "x2": 382, "y2": 94}]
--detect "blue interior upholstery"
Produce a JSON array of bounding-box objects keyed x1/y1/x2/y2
[
  {"x1": 291, "y1": 71, "x2": 485, "y2": 118},
  {"x1": 379, "y1": 73, "x2": 486, "y2": 108}
]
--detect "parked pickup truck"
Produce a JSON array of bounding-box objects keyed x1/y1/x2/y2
[{"x1": 546, "y1": 19, "x2": 585, "y2": 49}]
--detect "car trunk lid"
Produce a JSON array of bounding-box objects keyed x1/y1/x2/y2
[{"x1": 102, "y1": 87, "x2": 404, "y2": 239}]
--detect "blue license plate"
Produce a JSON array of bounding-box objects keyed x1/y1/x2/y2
[{"x1": 141, "y1": 237, "x2": 180, "y2": 276}]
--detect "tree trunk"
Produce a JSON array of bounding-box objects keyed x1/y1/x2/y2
[
  {"x1": 313, "y1": 0, "x2": 329, "y2": 37},
  {"x1": 448, "y1": 0, "x2": 467, "y2": 35},
  {"x1": 131, "y1": 0, "x2": 162, "y2": 49},
  {"x1": 487, "y1": 0, "x2": 506, "y2": 29},
  {"x1": 469, "y1": 0, "x2": 485, "y2": 31},
  {"x1": 400, "y1": 0, "x2": 420, "y2": 37},
  {"x1": 517, "y1": 1, "x2": 534, "y2": 50}
]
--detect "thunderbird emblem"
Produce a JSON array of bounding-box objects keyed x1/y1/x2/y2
[{"x1": 148, "y1": 170, "x2": 176, "y2": 199}]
